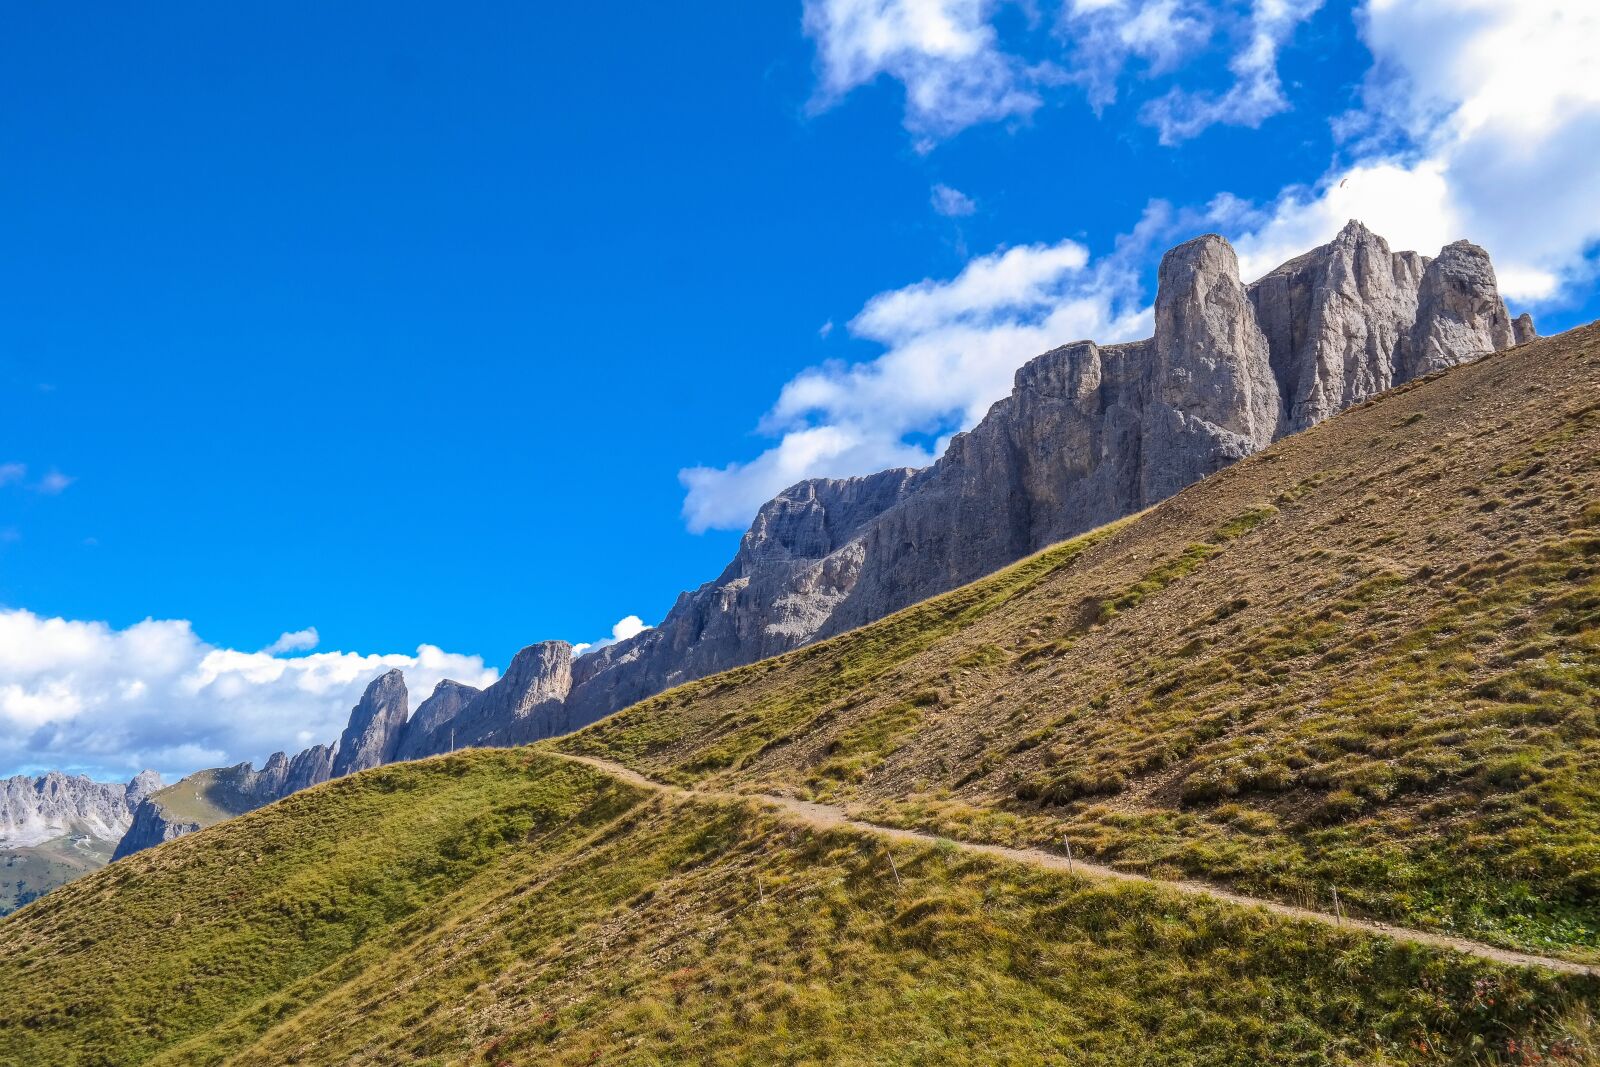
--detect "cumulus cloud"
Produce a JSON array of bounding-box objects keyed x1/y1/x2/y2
[
  {"x1": 262, "y1": 627, "x2": 320, "y2": 655},
  {"x1": 802, "y1": 0, "x2": 1050, "y2": 143},
  {"x1": 571, "y1": 615, "x2": 655, "y2": 658},
  {"x1": 0, "y1": 609, "x2": 498, "y2": 782},
  {"x1": 1222, "y1": 0, "x2": 1600, "y2": 304},
  {"x1": 680, "y1": 233, "x2": 1152, "y2": 531},
  {"x1": 931, "y1": 183, "x2": 977, "y2": 216}
]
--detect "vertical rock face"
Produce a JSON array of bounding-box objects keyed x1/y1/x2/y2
[
  {"x1": 1249, "y1": 220, "x2": 1428, "y2": 433},
  {"x1": 435, "y1": 643, "x2": 574, "y2": 751},
  {"x1": 1144, "y1": 233, "x2": 1280, "y2": 498},
  {"x1": 331, "y1": 670, "x2": 410, "y2": 778},
  {"x1": 393, "y1": 681, "x2": 483, "y2": 762},
  {"x1": 283, "y1": 745, "x2": 335, "y2": 794},
  {"x1": 564, "y1": 469, "x2": 922, "y2": 722},
  {"x1": 1405, "y1": 240, "x2": 1515, "y2": 377}
]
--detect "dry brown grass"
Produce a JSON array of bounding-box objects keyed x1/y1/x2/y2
[{"x1": 562, "y1": 323, "x2": 1600, "y2": 956}]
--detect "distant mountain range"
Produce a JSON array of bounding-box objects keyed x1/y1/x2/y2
[
  {"x1": 0, "y1": 769, "x2": 160, "y2": 913},
  {"x1": 106, "y1": 220, "x2": 1533, "y2": 859}
]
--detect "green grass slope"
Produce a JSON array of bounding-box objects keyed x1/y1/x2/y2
[
  {"x1": 561, "y1": 323, "x2": 1600, "y2": 959},
  {"x1": 1, "y1": 750, "x2": 1594, "y2": 1066}
]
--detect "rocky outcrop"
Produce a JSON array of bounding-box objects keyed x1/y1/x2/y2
[
  {"x1": 0, "y1": 770, "x2": 161, "y2": 849},
  {"x1": 565, "y1": 469, "x2": 923, "y2": 721},
  {"x1": 1514, "y1": 313, "x2": 1538, "y2": 345},
  {"x1": 413, "y1": 643, "x2": 574, "y2": 753},
  {"x1": 331, "y1": 670, "x2": 409, "y2": 777},
  {"x1": 1250, "y1": 221, "x2": 1428, "y2": 432},
  {"x1": 283, "y1": 744, "x2": 335, "y2": 794},
  {"x1": 1404, "y1": 240, "x2": 1515, "y2": 378},
  {"x1": 393, "y1": 681, "x2": 482, "y2": 761}
]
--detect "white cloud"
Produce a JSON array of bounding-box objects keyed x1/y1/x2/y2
[
  {"x1": 571, "y1": 615, "x2": 655, "y2": 658},
  {"x1": 35, "y1": 470, "x2": 74, "y2": 495},
  {"x1": 804, "y1": 0, "x2": 1322, "y2": 144},
  {"x1": 610, "y1": 615, "x2": 650, "y2": 642},
  {"x1": 1222, "y1": 0, "x2": 1600, "y2": 303},
  {"x1": 680, "y1": 233, "x2": 1152, "y2": 531},
  {"x1": 262, "y1": 627, "x2": 320, "y2": 656},
  {"x1": 0, "y1": 609, "x2": 498, "y2": 782},
  {"x1": 1138, "y1": 0, "x2": 1324, "y2": 145},
  {"x1": 1060, "y1": 0, "x2": 1215, "y2": 109},
  {"x1": 0, "y1": 463, "x2": 25, "y2": 488},
  {"x1": 931, "y1": 182, "x2": 977, "y2": 216},
  {"x1": 802, "y1": 0, "x2": 1050, "y2": 143}
]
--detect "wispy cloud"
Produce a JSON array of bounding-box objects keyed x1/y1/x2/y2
[
  {"x1": 802, "y1": 0, "x2": 1051, "y2": 144},
  {"x1": 930, "y1": 182, "x2": 977, "y2": 216},
  {"x1": 803, "y1": 0, "x2": 1322, "y2": 145},
  {"x1": 262, "y1": 627, "x2": 320, "y2": 656},
  {"x1": 1137, "y1": 0, "x2": 1324, "y2": 145},
  {"x1": 35, "y1": 470, "x2": 74, "y2": 495},
  {"x1": 0, "y1": 463, "x2": 25, "y2": 488}
]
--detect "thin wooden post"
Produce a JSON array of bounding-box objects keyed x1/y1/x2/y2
[
  {"x1": 1064, "y1": 836, "x2": 1074, "y2": 876},
  {"x1": 1332, "y1": 886, "x2": 1343, "y2": 926},
  {"x1": 887, "y1": 850, "x2": 902, "y2": 889},
  {"x1": 756, "y1": 873, "x2": 765, "y2": 906}
]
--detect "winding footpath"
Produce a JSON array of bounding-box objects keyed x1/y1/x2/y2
[{"x1": 555, "y1": 751, "x2": 1598, "y2": 978}]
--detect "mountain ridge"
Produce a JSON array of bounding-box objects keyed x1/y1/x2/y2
[{"x1": 109, "y1": 220, "x2": 1534, "y2": 860}]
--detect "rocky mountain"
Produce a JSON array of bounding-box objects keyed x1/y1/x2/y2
[
  {"x1": 109, "y1": 221, "x2": 1532, "y2": 860},
  {"x1": 1, "y1": 770, "x2": 161, "y2": 912},
  {"x1": 409, "y1": 642, "x2": 573, "y2": 752},
  {"x1": 392, "y1": 679, "x2": 482, "y2": 761},
  {"x1": 556, "y1": 222, "x2": 1525, "y2": 726},
  {"x1": 1, "y1": 769, "x2": 160, "y2": 849},
  {"x1": 331, "y1": 669, "x2": 410, "y2": 777}
]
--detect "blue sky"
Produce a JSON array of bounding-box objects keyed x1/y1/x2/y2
[{"x1": 3, "y1": 0, "x2": 1597, "y2": 780}]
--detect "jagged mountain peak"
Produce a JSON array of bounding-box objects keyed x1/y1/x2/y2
[{"x1": 331, "y1": 669, "x2": 410, "y2": 778}]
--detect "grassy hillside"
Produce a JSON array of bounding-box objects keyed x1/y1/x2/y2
[
  {"x1": 561, "y1": 323, "x2": 1600, "y2": 959},
  {"x1": 143, "y1": 766, "x2": 261, "y2": 826},
  {"x1": 1, "y1": 748, "x2": 1594, "y2": 1066},
  {"x1": 4, "y1": 326, "x2": 1597, "y2": 1065}
]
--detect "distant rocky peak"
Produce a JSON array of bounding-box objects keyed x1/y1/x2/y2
[
  {"x1": 332, "y1": 669, "x2": 410, "y2": 778},
  {"x1": 502, "y1": 642, "x2": 573, "y2": 711},
  {"x1": 125, "y1": 770, "x2": 163, "y2": 806},
  {"x1": 1514, "y1": 313, "x2": 1538, "y2": 345},
  {"x1": 393, "y1": 678, "x2": 484, "y2": 762}
]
